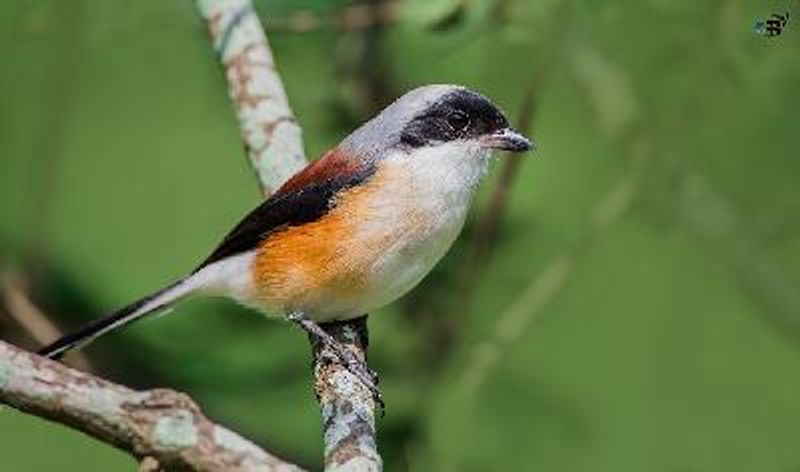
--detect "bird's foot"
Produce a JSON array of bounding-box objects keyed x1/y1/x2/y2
[
  {"x1": 317, "y1": 340, "x2": 385, "y2": 414},
  {"x1": 288, "y1": 313, "x2": 385, "y2": 415}
]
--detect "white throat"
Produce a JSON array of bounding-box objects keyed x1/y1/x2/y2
[
  {"x1": 335, "y1": 140, "x2": 491, "y2": 317},
  {"x1": 388, "y1": 140, "x2": 491, "y2": 208}
]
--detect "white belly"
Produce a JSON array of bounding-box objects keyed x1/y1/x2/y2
[
  {"x1": 323, "y1": 142, "x2": 490, "y2": 320},
  {"x1": 356, "y1": 200, "x2": 467, "y2": 314}
]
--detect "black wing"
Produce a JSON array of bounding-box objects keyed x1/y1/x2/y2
[{"x1": 194, "y1": 171, "x2": 373, "y2": 272}]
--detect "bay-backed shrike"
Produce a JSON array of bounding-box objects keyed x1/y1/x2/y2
[{"x1": 39, "y1": 84, "x2": 534, "y2": 399}]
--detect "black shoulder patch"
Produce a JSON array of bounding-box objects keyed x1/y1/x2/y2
[{"x1": 194, "y1": 166, "x2": 374, "y2": 271}]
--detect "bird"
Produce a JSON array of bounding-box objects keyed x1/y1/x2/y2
[{"x1": 38, "y1": 84, "x2": 534, "y2": 396}]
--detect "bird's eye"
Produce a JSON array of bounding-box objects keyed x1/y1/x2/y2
[{"x1": 446, "y1": 111, "x2": 470, "y2": 132}]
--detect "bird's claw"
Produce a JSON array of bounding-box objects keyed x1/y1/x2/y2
[
  {"x1": 288, "y1": 312, "x2": 385, "y2": 416},
  {"x1": 320, "y1": 339, "x2": 385, "y2": 416}
]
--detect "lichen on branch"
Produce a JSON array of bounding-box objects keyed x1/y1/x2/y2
[{"x1": 0, "y1": 341, "x2": 302, "y2": 472}]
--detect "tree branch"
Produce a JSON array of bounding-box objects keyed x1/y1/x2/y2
[
  {"x1": 197, "y1": 1, "x2": 382, "y2": 470},
  {"x1": 197, "y1": 0, "x2": 306, "y2": 196},
  {"x1": 0, "y1": 341, "x2": 301, "y2": 472},
  {"x1": 308, "y1": 318, "x2": 381, "y2": 471}
]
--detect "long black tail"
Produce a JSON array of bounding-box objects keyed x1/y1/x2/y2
[{"x1": 38, "y1": 278, "x2": 192, "y2": 359}]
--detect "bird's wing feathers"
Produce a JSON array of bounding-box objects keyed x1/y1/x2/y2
[
  {"x1": 277, "y1": 147, "x2": 367, "y2": 195},
  {"x1": 195, "y1": 149, "x2": 374, "y2": 271}
]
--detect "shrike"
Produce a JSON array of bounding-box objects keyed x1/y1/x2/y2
[{"x1": 39, "y1": 84, "x2": 534, "y2": 397}]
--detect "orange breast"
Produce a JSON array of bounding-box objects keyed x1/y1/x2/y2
[{"x1": 251, "y1": 165, "x2": 393, "y2": 315}]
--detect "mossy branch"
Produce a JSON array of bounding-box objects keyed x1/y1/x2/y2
[{"x1": 0, "y1": 341, "x2": 302, "y2": 471}]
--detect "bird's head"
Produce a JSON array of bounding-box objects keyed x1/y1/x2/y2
[{"x1": 340, "y1": 84, "x2": 534, "y2": 166}]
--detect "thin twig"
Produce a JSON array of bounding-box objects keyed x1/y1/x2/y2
[
  {"x1": 336, "y1": 0, "x2": 397, "y2": 118},
  {"x1": 459, "y1": 169, "x2": 642, "y2": 394},
  {"x1": 463, "y1": 71, "x2": 543, "y2": 279},
  {"x1": 1, "y1": 271, "x2": 93, "y2": 372},
  {"x1": 268, "y1": 2, "x2": 402, "y2": 33},
  {"x1": 454, "y1": 0, "x2": 571, "y2": 323},
  {"x1": 458, "y1": 43, "x2": 649, "y2": 394},
  {"x1": 446, "y1": 56, "x2": 552, "y2": 345}
]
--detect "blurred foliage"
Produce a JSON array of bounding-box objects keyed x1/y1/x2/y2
[{"x1": 1, "y1": 0, "x2": 799, "y2": 470}]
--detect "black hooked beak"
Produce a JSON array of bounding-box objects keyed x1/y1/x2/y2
[{"x1": 481, "y1": 127, "x2": 534, "y2": 152}]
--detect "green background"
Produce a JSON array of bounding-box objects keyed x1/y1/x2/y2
[{"x1": 1, "y1": 0, "x2": 799, "y2": 470}]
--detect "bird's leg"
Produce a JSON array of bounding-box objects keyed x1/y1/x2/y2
[{"x1": 288, "y1": 312, "x2": 384, "y2": 412}]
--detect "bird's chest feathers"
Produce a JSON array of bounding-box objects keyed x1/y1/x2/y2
[
  {"x1": 347, "y1": 144, "x2": 488, "y2": 304},
  {"x1": 250, "y1": 143, "x2": 489, "y2": 318}
]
